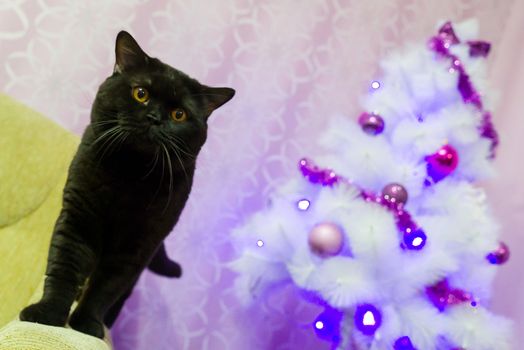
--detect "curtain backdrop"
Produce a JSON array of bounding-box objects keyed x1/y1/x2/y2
[{"x1": 1, "y1": 1, "x2": 522, "y2": 349}]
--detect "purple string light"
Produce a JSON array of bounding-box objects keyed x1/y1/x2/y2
[{"x1": 428, "y1": 21, "x2": 498, "y2": 158}]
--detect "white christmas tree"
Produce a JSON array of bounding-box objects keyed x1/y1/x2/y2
[{"x1": 230, "y1": 20, "x2": 512, "y2": 350}]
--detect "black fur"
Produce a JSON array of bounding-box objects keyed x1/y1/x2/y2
[{"x1": 19, "y1": 31, "x2": 234, "y2": 338}]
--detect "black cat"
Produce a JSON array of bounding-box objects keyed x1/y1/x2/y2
[{"x1": 19, "y1": 31, "x2": 235, "y2": 338}]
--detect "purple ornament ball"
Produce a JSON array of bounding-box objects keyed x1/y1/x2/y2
[
  {"x1": 382, "y1": 183, "x2": 408, "y2": 207},
  {"x1": 308, "y1": 223, "x2": 344, "y2": 257},
  {"x1": 426, "y1": 144, "x2": 459, "y2": 183},
  {"x1": 354, "y1": 304, "x2": 382, "y2": 336},
  {"x1": 358, "y1": 112, "x2": 385, "y2": 135},
  {"x1": 486, "y1": 241, "x2": 510, "y2": 265},
  {"x1": 394, "y1": 336, "x2": 416, "y2": 350}
]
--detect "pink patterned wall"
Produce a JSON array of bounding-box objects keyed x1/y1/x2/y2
[{"x1": 1, "y1": 1, "x2": 522, "y2": 349}]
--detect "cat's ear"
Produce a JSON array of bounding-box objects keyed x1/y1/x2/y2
[
  {"x1": 114, "y1": 31, "x2": 149, "y2": 73},
  {"x1": 201, "y1": 86, "x2": 235, "y2": 118}
]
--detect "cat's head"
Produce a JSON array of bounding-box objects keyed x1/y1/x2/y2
[{"x1": 91, "y1": 31, "x2": 235, "y2": 160}]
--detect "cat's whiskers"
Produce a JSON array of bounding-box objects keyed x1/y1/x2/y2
[
  {"x1": 162, "y1": 139, "x2": 191, "y2": 194},
  {"x1": 148, "y1": 146, "x2": 166, "y2": 210},
  {"x1": 163, "y1": 137, "x2": 195, "y2": 160},
  {"x1": 97, "y1": 131, "x2": 122, "y2": 162},
  {"x1": 93, "y1": 131, "x2": 121, "y2": 164},
  {"x1": 160, "y1": 132, "x2": 195, "y2": 160},
  {"x1": 92, "y1": 125, "x2": 120, "y2": 146},
  {"x1": 114, "y1": 130, "x2": 129, "y2": 152},
  {"x1": 91, "y1": 121, "x2": 118, "y2": 134},
  {"x1": 94, "y1": 126, "x2": 127, "y2": 166},
  {"x1": 188, "y1": 93, "x2": 230, "y2": 98},
  {"x1": 172, "y1": 145, "x2": 189, "y2": 185},
  {"x1": 142, "y1": 149, "x2": 160, "y2": 180},
  {"x1": 91, "y1": 109, "x2": 121, "y2": 127},
  {"x1": 170, "y1": 134, "x2": 192, "y2": 155},
  {"x1": 91, "y1": 120, "x2": 118, "y2": 127},
  {"x1": 160, "y1": 143, "x2": 174, "y2": 213}
]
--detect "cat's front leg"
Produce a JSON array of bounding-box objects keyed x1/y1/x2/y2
[{"x1": 20, "y1": 210, "x2": 97, "y2": 326}]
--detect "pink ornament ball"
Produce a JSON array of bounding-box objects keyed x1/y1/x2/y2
[
  {"x1": 486, "y1": 241, "x2": 510, "y2": 265},
  {"x1": 308, "y1": 223, "x2": 344, "y2": 257},
  {"x1": 382, "y1": 183, "x2": 408, "y2": 207},
  {"x1": 426, "y1": 144, "x2": 459, "y2": 183},
  {"x1": 358, "y1": 112, "x2": 385, "y2": 135}
]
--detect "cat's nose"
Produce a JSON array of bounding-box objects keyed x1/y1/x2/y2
[{"x1": 146, "y1": 113, "x2": 162, "y2": 125}]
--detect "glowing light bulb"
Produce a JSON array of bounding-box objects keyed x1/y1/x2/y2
[
  {"x1": 297, "y1": 199, "x2": 311, "y2": 211},
  {"x1": 312, "y1": 308, "x2": 343, "y2": 343},
  {"x1": 354, "y1": 304, "x2": 382, "y2": 335},
  {"x1": 371, "y1": 80, "x2": 381, "y2": 89},
  {"x1": 403, "y1": 228, "x2": 427, "y2": 250},
  {"x1": 362, "y1": 311, "x2": 376, "y2": 326},
  {"x1": 256, "y1": 240, "x2": 264, "y2": 247},
  {"x1": 412, "y1": 237, "x2": 423, "y2": 247}
]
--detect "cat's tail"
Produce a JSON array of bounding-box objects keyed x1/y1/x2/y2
[{"x1": 148, "y1": 242, "x2": 182, "y2": 278}]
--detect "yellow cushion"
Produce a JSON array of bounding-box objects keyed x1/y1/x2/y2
[
  {"x1": 0, "y1": 321, "x2": 111, "y2": 350},
  {"x1": 0, "y1": 94, "x2": 78, "y2": 227},
  {"x1": 0, "y1": 93, "x2": 79, "y2": 326},
  {"x1": 0, "y1": 173, "x2": 68, "y2": 326},
  {"x1": 0, "y1": 94, "x2": 111, "y2": 348}
]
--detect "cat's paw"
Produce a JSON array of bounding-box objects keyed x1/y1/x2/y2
[
  {"x1": 19, "y1": 302, "x2": 68, "y2": 326},
  {"x1": 69, "y1": 311, "x2": 104, "y2": 339}
]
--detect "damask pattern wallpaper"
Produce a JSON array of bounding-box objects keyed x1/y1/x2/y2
[{"x1": 1, "y1": 1, "x2": 522, "y2": 349}]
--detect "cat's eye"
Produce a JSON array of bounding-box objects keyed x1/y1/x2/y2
[
  {"x1": 132, "y1": 87, "x2": 149, "y2": 103},
  {"x1": 171, "y1": 108, "x2": 187, "y2": 122}
]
